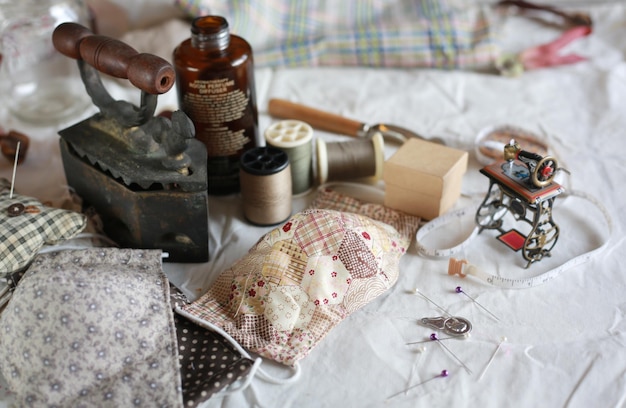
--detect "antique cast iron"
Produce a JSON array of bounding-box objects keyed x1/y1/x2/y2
[{"x1": 53, "y1": 23, "x2": 209, "y2": 262}]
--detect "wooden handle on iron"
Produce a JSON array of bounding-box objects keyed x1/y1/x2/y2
[
  {"x1": 52, "y1": 22, "x2": 174, "y2": 95},
  {"x1": 268, "y1": 98, "x2": 365, "y2": 137}
]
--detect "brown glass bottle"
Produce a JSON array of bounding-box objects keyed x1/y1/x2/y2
[{"x1": 173, "y1": 16, "x2": 259, "y2": 195}]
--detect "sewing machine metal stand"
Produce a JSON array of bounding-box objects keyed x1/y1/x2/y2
[{"x1": 475, "y1": 140, "x2": 565, "y2": 267}]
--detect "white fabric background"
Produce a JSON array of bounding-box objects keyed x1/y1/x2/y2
[{"x1": 1, "y1": 1, "x2": 625, "y2": 407}]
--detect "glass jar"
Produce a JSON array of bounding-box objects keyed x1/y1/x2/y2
[{"x1": 0, "y1": 0, "x2": 91, "y2": 125}]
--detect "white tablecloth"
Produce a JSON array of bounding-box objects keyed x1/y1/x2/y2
[{"x1": 1, "y1": 1, "x2": 625, "y2": 407}]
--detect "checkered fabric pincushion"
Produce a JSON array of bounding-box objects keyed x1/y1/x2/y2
[{"x1": 0, "y1": 180, "x2": 87, "y2": 274}]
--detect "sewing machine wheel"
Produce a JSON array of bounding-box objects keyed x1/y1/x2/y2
[{"x1": 531, "y1": 155, "x2": 558, "y2": 187}]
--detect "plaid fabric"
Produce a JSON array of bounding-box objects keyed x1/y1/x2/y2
[
  {"x1": 0, "y1": 182, "x2": 86, "y2": 274},
  {"x1": 174, "y1": 0, "x2": 497, "y2": 69},
  {"x1": 309, "y1": 186, "x2": 422, "y2": 239}
]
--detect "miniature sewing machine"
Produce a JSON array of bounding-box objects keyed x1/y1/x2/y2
[
  {"x1": 52, "y1": 23, "x2": 208, "y2": 262},
  {"x1": 475, "y1": 139, "x2": 566, "y2": 267}
]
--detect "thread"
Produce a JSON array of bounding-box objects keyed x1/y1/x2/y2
[
  {"x1": 316, "y1": 132, "x2": 384, "y2": 184},
  {"x1": 264, "y1": 120, "x2": 314, "y2": 195},
  {"x1": 239, "y1": 146, "x2": 292, "y2": 226}
]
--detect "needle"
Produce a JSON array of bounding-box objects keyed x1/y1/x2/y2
[
  {"x1": 387, "y1": 369, "x2": 449, "y2": 400},
  {"x1": 478, "y1": 336, "x2": 507, "y2": 381},
  {"x1": 455, "y1": 286, "x2": 500, "y2": 322},
  {"x1": 9, "y1": 141, "x2": 20, "y2": 199},
  {"x1": 406, "y1": 332, "x2": 471, "y2": 345},
  {"x1": 431, "y1": 333, "x2": 473, "y2": 375},
  {"x1": 404, "y1": 346, "x2": 426, "y2": 395},
  {"x1": 413, "y1": 288, "x2": 450, "y2": 316}
]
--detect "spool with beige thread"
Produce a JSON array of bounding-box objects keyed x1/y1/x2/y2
[
  {"x1": 239, "y1": 146, "x2": 292, "y2": 226},
  {"x1": 264, "y1": 120, "x2": 314, "y2": 195},
  {"x1": 316, "y1": 132, "x2": 384, "y2": 184}
]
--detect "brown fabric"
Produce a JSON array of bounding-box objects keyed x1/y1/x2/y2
[{"x1": 174, "y1": 314, "x2": 255, "y2": 406}]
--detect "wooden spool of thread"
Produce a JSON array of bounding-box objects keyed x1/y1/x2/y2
[
  {"x1": 239, "y1": 146, "x2": 292, "y2": 226},
  {"x1": 264, "y1": 120, "x2": 314, "y2": 195},
  {"x1": 316, "y1": 132, "x2": 384, "y2": 184}
]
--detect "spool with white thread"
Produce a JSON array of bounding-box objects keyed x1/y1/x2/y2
[
  {"x1": 264, "y1": 120, "x2": 314, "y2": 195},
  {"x1": 239, "y1": 146, "x2": 292, "y2": 226},
  {"x1": 316, "y1": 132, "x2": 384, "y2": 185}
]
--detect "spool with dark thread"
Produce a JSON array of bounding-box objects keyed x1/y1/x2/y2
[
  {"x1": 316, "y1": 132, "x2": 384, "y2": 184},
  {"x1": 239, "y1": 146, "x2": 292, "y2": 226}
]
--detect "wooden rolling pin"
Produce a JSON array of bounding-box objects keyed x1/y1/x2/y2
[{"x1": 52, "y1": 22, "x2": 174, "y2": 95}]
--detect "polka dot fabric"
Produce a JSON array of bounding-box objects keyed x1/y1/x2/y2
[{"x1": 175, "y1": 314, "x2": 254, "y2": 406}]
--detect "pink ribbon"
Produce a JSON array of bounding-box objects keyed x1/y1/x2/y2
[{"x1": 519, "y1": 25, "x2": 592, "y2": 70}]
